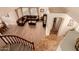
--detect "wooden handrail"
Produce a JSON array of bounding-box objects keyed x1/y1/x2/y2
[{"x1": 0, "y1": 35, "x2": 35, "y2": 51}]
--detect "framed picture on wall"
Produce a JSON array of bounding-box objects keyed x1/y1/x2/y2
[{"x1": 40, "y1": 8, "x2": 44, "y2": 12}]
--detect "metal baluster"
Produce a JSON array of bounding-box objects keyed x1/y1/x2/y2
[
  {"x1": 8, "y1": 36, "x2": 14, "y2": 44},
  {"x1": 5, "y1": 36, "x2": 12, "y2": 44},
  {"x1": 1, "y1": 37, "x2": 8, "y2": 44},
  {"x1": 12, "y1": 36, "x2": 18, "y2": 44}
]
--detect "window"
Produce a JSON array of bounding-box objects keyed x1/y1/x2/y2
[
  {"x1": 30, "y1": 8, "x2": 38, "y2": 15},
  {"x1": 22, "y1": 8, "x2": 30, "y2": 16}
]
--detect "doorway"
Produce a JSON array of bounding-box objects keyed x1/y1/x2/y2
[{"x1": 50, "y1": 17, "x2": 63, "y2": 35}]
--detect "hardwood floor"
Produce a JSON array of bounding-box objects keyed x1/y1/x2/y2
[
  {"x1": 4, "y1": 21, "x2": 46, "y2": 49},
  {"x1": 3, "y1": 21, "x2": 62, "y2": 51},
  {"x1": 35, "y1": 34, "x2": 63, "y2": 51}
]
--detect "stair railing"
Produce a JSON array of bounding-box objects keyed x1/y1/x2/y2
[{"x1": 0, "y1": 35, "x2": 35, "y2": 51}]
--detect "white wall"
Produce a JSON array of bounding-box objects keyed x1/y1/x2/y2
[
  {"x1": 1, "y1": 10, "x2": 18, "y2": 25},
  {"x1": 9, "y1": 10, "x2": 18, "y2": 25},
  {"x1": 0, "y1": 8, "x2": 18, "y2": 25},
  {"x1": 66, "y1": 7, "x2": 79, "y2": 23},
  {"x1": 46, "y1": 13, "x2": 79, "y2": 36},
  {"x1": 58, "y1": 14, "x2": 79, "y2": 36}
]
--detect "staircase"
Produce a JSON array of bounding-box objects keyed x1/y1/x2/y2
[{"x1": 0, "y1": 35, "x2": 35, "y2": 51}]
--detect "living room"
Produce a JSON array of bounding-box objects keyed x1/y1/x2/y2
[{"x1": 0, "y1": 7, "x2": 79, "y2": 51}]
